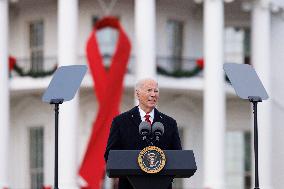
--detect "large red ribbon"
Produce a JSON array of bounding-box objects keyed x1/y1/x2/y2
[{"x1": 79, "y1": 17, "x2": 131, "y2": 188}]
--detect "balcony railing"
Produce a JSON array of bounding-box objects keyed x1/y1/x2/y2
[
  {"x1": 12, "y1": 55, "x2": 202, "y2": 78},
  {"x1": 15, "y1": 56, "x2": 57, "y2": 73},
  {"x1": 157, "y1": 56, "x2": 203, "y2": 77}
]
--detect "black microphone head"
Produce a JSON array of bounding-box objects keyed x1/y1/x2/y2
[
  {"x1": 139, "y1": 121, "x2": 151, "y2": 135},
  {"x1": 152, "y1": 122, "x2": 164, "y2": 136}
]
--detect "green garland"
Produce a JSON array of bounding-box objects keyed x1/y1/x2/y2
[
  {"x1": 157, "y1": 65, "x2": 203, "y2": 78},
  {"x1": 12, "y1": 63, "x2": 57, "y2": 78},
  {"x1": 12, "y1": 63, "x2": 202, "y2": 78},
  {"x1": 10, "y1": 57, "x2": 204, "y2": 78}
]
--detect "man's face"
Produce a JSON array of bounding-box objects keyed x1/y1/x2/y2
[{"x1": 137, "y1": 80, "x2": 159, "y2": 112}]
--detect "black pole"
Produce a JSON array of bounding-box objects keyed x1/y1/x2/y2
[
  {"x1": 252, "y1": 101, "x2": 259, "y2": 189},
  {"x1": 50, "y1": 99, "x2": 63, "y2": 189},
  {"x1": 249, "y1": 96, "x2": 262, "y2": 189},
  {"x1": 54, "y1": 103, "x2": 59, "y2": 189}
]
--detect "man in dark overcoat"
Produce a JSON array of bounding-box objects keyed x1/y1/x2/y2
[{"x1": 105, "y1": 78, "x2": 182, "y2": 189}]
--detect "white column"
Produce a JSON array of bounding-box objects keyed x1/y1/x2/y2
[
  {"x1": 203, "y1": 0, "x2": 226, "y2": 189},
  {"x1": 251, "y1": 0, "x2": 272, "y2": 188},
  {"x1": 0, "y1": 1, "x2": 9, "y2": 188},
  {"x1": 135, "y1": 0, "x2": 156, "y2": 80},
  {"x1": 58, "y1": 0, "x2": 79, "y2": 188}
]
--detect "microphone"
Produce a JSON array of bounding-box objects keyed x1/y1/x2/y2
[
  {"x1": 139, "y1": 121, "x2": 151, "y2": 142},
  {"x1": 152, "y1": 122, "x2": 164, "y2": 142}
]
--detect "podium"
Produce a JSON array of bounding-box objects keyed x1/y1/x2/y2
[{"x1": 106, "y1": 150, "x2": 197, "y2": 189}]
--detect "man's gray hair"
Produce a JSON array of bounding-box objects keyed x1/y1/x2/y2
[{"x1": 135, "y1": 78, "x2": 158, "y2": 92}]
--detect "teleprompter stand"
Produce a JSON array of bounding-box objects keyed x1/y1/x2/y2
[
  {"x1": 42, "y1": 65, "x2": 87, "y2": 189},
  {"x1": 224, "y1": 63, "x2": 269, "y2": 189}
]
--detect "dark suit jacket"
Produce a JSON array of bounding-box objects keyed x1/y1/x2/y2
[{"x1": 104, "y1": 106, "x2": 182, "y2": 189}]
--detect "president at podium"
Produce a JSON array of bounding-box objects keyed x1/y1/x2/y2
[{"x1": 104, "y1": 78, "x2": 182, "y2": 189}]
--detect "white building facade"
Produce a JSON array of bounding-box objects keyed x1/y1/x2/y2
[{"x1": 1, "y1": 0, "x2": 284, "y2": 188}]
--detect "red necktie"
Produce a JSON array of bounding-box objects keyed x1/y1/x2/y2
[{"x1": 144, "y1": 114, "x2": 151, "y2": 126}]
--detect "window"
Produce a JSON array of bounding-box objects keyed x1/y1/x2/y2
[
  {"x1": 244, "y1": 132, "x2": 252, "y2": 189},
  {"x1": 225, "y1": 27, "x2": 251, "y2": 65},
  {"x1": 225, "y1": 131, "x2": 251, "y2": 189},
  {"x1": 92, "y1": 16, "x2": 118, "y2": 67},
  {"x1": 29, "y1": 127, "x2": 44, "y2": 189},
  {"x1": 29, "y1": 20, "x2": 44, "y2": 72},
  {"x1": 166, "y1": 20, "x2": 184, "y2": 71}
]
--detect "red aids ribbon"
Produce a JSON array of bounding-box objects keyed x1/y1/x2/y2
[{"x1": 79, "y1": 17, "x2": 131, "y2": 189}]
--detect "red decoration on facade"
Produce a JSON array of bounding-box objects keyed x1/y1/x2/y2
[
  {"x1": 79, "y1": 17, "x2": 131, "y2": 188},
  {"x1": 196, "y1": 58, "x2": 204, "y2": 69},
  {"x1": 9, "y1": 56, "x2": 16, "y2": 72}
]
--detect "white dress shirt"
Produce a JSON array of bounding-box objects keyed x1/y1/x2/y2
[{"x1": 138, "y1": 106, "x2": 154, "y2": 123}]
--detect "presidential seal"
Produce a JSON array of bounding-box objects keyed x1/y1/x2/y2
[{"x1": 137, "y1": 146, "x2": 166, "y2": 174}]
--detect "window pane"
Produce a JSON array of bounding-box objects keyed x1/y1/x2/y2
[
  {"x1": 225, "y1": 131, "x2": 251, "y2": 189},
  {"x1": 92, "y1": 15, "x2": 119, "y2": 67},
  {"x1": 166, "y1": 20, "x2": 184, "y2": 71},
  {"x1": 224, "y1": 27, "x2": 251, "y2": 65},
  {"x1": 29, "y1": 127, "x2": 44, "y2": 189},
  {"x1": 244, "y1": 132, "x2": 251, "y2": 189},
  {"x1": 95, "y1": 28, "x2": 117, "y2": 67},
  {"x1": 29, "y1": 20, "x2": 44, "y2": 72},
  {"x1": 30, "y1": 21, "x2": 44, "y2": 47}
]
